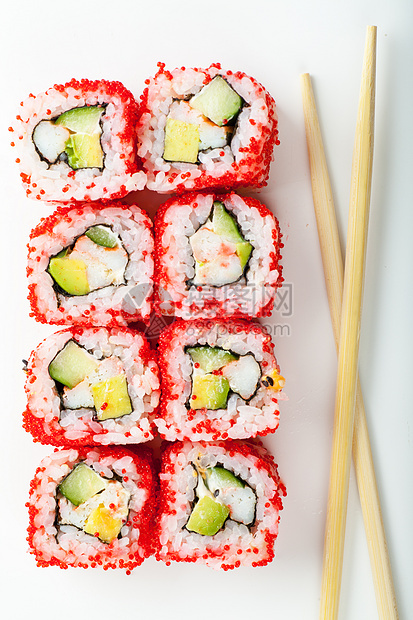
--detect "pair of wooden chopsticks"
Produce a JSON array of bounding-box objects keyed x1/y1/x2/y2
[{"x1": 300, "y1": 27, "x2": 399, "y2": 619}]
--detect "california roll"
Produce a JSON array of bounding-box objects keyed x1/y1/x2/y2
[
  {"x1": 138, "y1": 64, "x2": 279, "y2": 193},
  {"x1": 27, "y1": 202, "x2": 154, "y2": 326},
  {"x1": 12, "y1": 78, "x2": 145, "y2": 201},
  {"x1": 23, "y1": 327, "x2": 160, "y2": 446}
]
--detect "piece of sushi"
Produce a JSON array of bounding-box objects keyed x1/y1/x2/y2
[
  {"x1": 12, "y1": 78, "x2": 145, "y2": 202},
  {"x1": 138, "y1": 64, "x2": 279, "y2": 193},
  {"x1": 154, "y1": 192, "x2": 283, "y2": 319},
  {"x1": 156, "y1": 440, "x2": 286, "y2": 570},
  {"x1": 156, "y1": 319, "x2": 285, "y2": 442},
  {"x1": 27, "y1": 202, "x2": 154, "y2": 326},
  {"x1": 27, "y1": 445, "x2": 158, "y2": 572},
  {"x1": 23, "y1": 327, "x2": 160, "y2": 446}
]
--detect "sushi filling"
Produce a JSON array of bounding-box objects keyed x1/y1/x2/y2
[
  {"x1": 32, "y1": 104, "x2": 106, "y2": 170},
  {"x1": 188, "y1": 202, "x2": 252, "y2": 287},
  {"x1": 186, "y1": 460, "x2": 256, "y2": 536},
  {"x1": 49, "y1": 339, "x2": 133, "y2": 421},
  {"x1": 57, "y1": 462, "x2": 130, "y2": 544},
  {"x1": 163, "y1": 76, "x2": 244, "y2": 164},
  {"x1": 186, "y1": 345, "x2": 261, "y2": 410},
  {"x1": 47, "y1": 225, "x2": 128, "y2": 297}
]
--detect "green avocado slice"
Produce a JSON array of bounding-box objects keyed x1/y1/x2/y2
[
  {"x1": 163, "y1": 118, "x2": 199, "y2": 163},
  {"x1": 65, "y1": 133, "x2": 104, "y2": 169},
  {"x1": 58, "y1": 463, "x2": 106, "y2": 506},
  {"x1": 48, "y1": 256, "x2": 90, "y2": 296},
  {"x1": 91, "y1": 374, "x2": 133, "y2": 421},
  {"x1": 186, "y1": 495, "x2": 230, "y2": 536},
  {"x1": 48, "y1": 340, "x2": 98, "y2": 389},
  {"x1": 189, "y1": 76, "x2": 243, "y2": 126},
  {"x1": 191, "y1": 374, "x2": 229, "y2": 410},
  {"x1": 187, "y1": 345, "x2": 238, "y2": 373},
  {"x1": 236, "y1": 241, "x2": 253, "y2": 270}
]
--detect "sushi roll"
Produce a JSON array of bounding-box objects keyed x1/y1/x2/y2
[
  {"x1": 154, "y1": 192, "x2": 283, "y2": 319},
  {"x1": 27, "y1": 445, "x2": 158, "y2": 572},
  {"x1": 156, "y1": 440, "x2": 286, "y2": 570},
  {"x1": 27, "y1": 202, "x2": 154, "y2": 326},
  {"x1": 23, "y1": 327, "x2": 160, "y2": 446},
  {"x1": 156, "y1": 319, "x2": 285, "y2": 442},
  {"x1": 138, "y1": 64, "x2": 279, "y2": 193},
  {"x1": 12, "y1": 78, "x2": 145, "y2": 202}
]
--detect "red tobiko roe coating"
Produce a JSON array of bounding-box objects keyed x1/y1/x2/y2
[{"x1": 26, "y1": 445, "x2": 158, "y2": 572}]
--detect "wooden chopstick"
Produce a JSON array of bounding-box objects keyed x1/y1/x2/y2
[
  {"x1": 300, "y1": 26, "x2": 384, "y2": 619},
  {"x1": 300, "y1": 62, "x2": 399, "y2": 620}
]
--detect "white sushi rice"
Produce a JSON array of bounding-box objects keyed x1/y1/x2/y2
[
  {"x1": 26, "y1": 328, "x2": 160, "y2": 445},
  {"x1": 29, "y1": 448, "x2": 149, "y2": 568},
  {"x1": 158, "y1": 442, "x2": 283, "y2": 569},
  {"x1": 138, "y1": 66, "x2": 277, "y2": 192},
  {"x1": 157, "y1": 321, "x2": 282, "y2": 441},
  {"x1": 28, "y1": 204, "x2": 154, "y2": 325},
  {"x1": 156, "y1": 193, "x2": 281, "y2": 319},
  {"x1": 14, "y1": 82, "x2": 146, "y2": 201}
]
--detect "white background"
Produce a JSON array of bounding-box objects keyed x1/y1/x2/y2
[{"x1": 1, "y1": 1, "x2": 412, "y2": 619}]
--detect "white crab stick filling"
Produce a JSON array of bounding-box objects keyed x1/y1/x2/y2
[
  {"x1": 62, "y1": 356, "x2": 126, "y2": 409},
  {"x1": 58, "y1": 479, "x2": 130, "y2": 529},
  {"x1": 221, "y1": 355, "x2": 261, "y2": 400},
  {"x1": 70, "y1": 235, "x2": 128, "y2": 290},
  {"x1": 217, "y1": 486, "x2": 256, "y2": 525},
  {"x1": 32, "y1": 120, "x2": 70, "y2": 163},
  {"x1": 190, "y1": 226, "x2": 243, "y2": 286}
]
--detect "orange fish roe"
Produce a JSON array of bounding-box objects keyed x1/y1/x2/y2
[{"x1": 26, "y1": 445, "x2": 158, "y2": 572}]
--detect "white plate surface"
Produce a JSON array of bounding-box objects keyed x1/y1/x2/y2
[{"x1": 0, "y1": 1, "x2": 412, "y2": 619}]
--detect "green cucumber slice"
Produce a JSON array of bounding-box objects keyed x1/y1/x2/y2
[
  {"x1": 85, "y1": 225, "x2": 118, "y2": 248},
  {"x1": 55, "y1": 105, "x2": 104, "y2": 134},
  {"x1": 205, "y1": 466, "x2": 245, "y2": 490},
  {"x1": 58, "y1": 463, "x2": 106, "y2": 506},
  {"x1": 212, "y1": 202, "x2": 243, "y2": 243},
  {"x1": 187, "y1": 345, "x2": 238, "y2": 373},
  {"x1": 236, "y1": 242, "x2": 253, "y2": 270},
  {"x1": 189, "y1": 76, "x2": 243, "y2": 126},
  {"x1": 48, "y1": 340, "x2": 98, "y2": 389}
]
